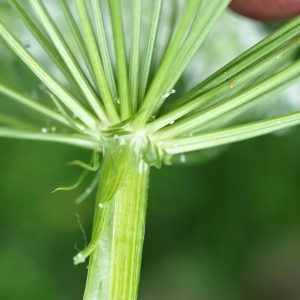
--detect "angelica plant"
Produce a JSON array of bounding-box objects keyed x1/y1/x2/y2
[{"x1": 1, "y1": 0, "x2": 300, "y2": 299}]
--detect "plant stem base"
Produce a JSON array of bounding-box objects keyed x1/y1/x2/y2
[{"x1": 83, "y1": 146, "x2": 149, "y2": 300}]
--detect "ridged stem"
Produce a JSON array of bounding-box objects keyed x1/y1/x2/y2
[{"x1": 83, "y1": 146, "x2": 149, "y2": 300}]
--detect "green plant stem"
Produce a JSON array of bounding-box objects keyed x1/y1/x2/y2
[
  {"x1": 109, "y1": 0, "x2": 130, "y2": 120},
  {"x1": 83, "y1": 146, "x2": 149, "y2": 300}
]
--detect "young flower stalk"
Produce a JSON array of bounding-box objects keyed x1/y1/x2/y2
[{"x1": 1, "y1": 0, "x2": 300, "y2": 299}]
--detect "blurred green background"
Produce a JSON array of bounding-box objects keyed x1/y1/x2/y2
[{"x1": 1, "y1": 2, "x2": 300, "y2": 299}]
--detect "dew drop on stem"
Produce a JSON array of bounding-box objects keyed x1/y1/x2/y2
[{"x1": 162, "y1": 89, "x2": 176, "y2": 99}]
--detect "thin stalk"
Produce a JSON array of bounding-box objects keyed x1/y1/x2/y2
[
  {"x1": 74, "y1": 0, "x2": 120, "y2": 124},
  {"x1": 58, "y1": 0, "x2": 98, "y2": 86},
  {"x1": 132, "y1": 0, "x2": 231, "y2": 129},
  {"x1": 9, "y1": 0, "x2": 86, "y2": 99},
  {"x1": 138, "y1": 0, "x2": 163, "y2": 103},
  {"x1": 167, "y1": 15, "x2": 300, "y2": 111},
  {"x1": 0, "y1": 112, "x2": 37, "y2": 129},
  {"x1": 82, "y1": 146, "x2": 149, "y2": 300},
  {"x1": 0, "y1": 83, "x2": 71, "y2": 127},
  {"x1": 91, "y1": 0, "x2": 118, "y2": 102},
  {"x1": 47, "y1": 91, "x2": 86, "y2": 133},
  {"x1": 0, "y1": 127, "x2": 98, "y2": 149},
  {"x1": 109, "y1": 0, "x2": 131, "y2": 120},
  {"x1": 0, "y1": 20, "x2": 99, "y2": 131},
  {"x1": 196, "y1": 15, "x2": 300, "y2": 92},
  {"x1": 29, "y1": 0, "x2": 109, "y2": 125},
  {"x1": 161, "y1": 110, "x2": 300, "y2": 154},
  {"x1": 153, "y1": 0, "x2": 201, "y2": 75},
  {"x1": 154, "y1": 59, "x2": 300, "y2": 140},
  {"x1": 129, "y1": 0, "x2": 142, "y2": 114},
  {"x1": 162, "y1": 0, "x2": 201, "y2": 57},
  {"x1": 145, "y1": 35, "x2": 300, "y2": 134}
]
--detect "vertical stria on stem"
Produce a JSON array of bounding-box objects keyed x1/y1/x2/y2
[{"x1": 83, "y1": 146, "x2": 149, "y2": 300}]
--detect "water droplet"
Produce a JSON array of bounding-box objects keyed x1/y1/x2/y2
[
  {"x1": 99, "y1": 202, "x2": 108, "y2": 209},
  {"x1": 180, "y1": 154, "x2": 186, "y2": 163},
  {"x1": 169, "y1": 118, "x2": 174, "y2": 124},
  {"x1": 41, "y1": 127, "x2": 48, "y2": 133},
  {"x1": 162, "y1": 89, "x2": 176, "y2": 99}
]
